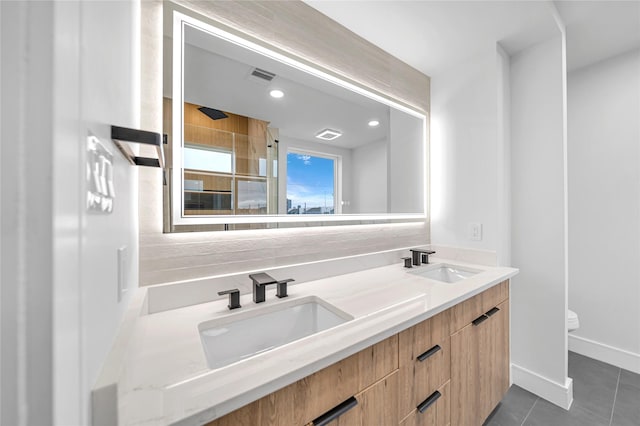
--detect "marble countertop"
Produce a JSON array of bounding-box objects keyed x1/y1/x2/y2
[{"x1": 116, "y1": 258, "x2": 518, "y2": 426}]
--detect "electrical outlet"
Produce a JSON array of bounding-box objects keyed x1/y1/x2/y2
[
  {"x1": 469, "y1": 223, "x2": 483, "y2": 241},
  {"x1": 117, "y1": 246, "x2": 128, "y2": 302}
]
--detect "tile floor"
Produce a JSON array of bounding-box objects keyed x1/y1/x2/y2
[{"x1": 484, "y1": 352, "x2": 640, "y2": 426}]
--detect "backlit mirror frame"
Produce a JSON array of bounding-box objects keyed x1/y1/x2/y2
[{"x1": 170, "y1": 11, "x2": 428, "y2": 227}]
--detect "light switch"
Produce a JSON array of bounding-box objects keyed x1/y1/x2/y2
[{"x1": 469, "y1": 223, "x2": 483, "y2": 241}]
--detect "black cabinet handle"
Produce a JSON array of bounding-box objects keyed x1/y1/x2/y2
[
  {"x1": 417, "y1": 390, "x2": 441, "y2": 413},
  {"x1": 417, "y1": 344, "x2": 441, "y2": 362},
  {"x1": 312, "y1": 396, "x2": 358, "y2": 426},
  {"x1": 472, "y1": 314, "x2": 489, "y2": 326},
  {"x1": 486, "y1": 306, "x2": 500, "y2": 317}
]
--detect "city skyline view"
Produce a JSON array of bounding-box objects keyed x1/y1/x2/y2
[{"x1": 286, "y1": 152, "x2": 335, "y2": 214}]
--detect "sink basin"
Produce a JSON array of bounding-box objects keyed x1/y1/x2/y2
[
  {"x1": 409, "y1": 263, "x2": 481, "y2": 283},
  {"x1": 199, "y1": 296, "x2": 353, "y2": 369}
]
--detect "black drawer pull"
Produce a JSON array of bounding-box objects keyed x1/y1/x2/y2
[
  {"x1": 472, "y1": 314, "x2": 489, "y2": 326},
  {"x1": 312, "y1": 396, "x2": 358, "y2": 426},
  {"x1": 417, "y1": 344, "x2": 442, "y2": 362},
  {"x1": 486, "y1": 307, "x2": 500, "y2": 317},
  {"x1": 417, "y1": 390, "x2": 441, "y2": 413}
]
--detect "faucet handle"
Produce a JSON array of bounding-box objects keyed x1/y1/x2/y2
[
  {"x1": 401, "y1": 257, "x2": 413, "y2": 268},
  {"x1": 421, "y1": 251, "x2": 435, "y2": 264},
  {"x1": 275, "y1": 278, "x2": 295, "y2": 298},
  {"x1": 218, "y1": 289, "x2": 241, "y2": 310}
]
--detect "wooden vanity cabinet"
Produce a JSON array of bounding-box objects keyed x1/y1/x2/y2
[
  {"x1": 450, "y1": 281, "x2": 510, "y2": 426},
  {"x1": 206, "y1": 335, "x2": 398, "y2": 426},
  {"x1": 206, "y1": 280, "x2": 510, "y2": 426}
]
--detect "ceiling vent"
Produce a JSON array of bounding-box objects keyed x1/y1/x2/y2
[
  {"x1": 315, "y1": 129, "x2": 342, "y2": 141},
  {"x1": 250, "y1": 67, "x2": 276, "y2": 82},
  {"x1": 198, "y1": 107, "x2": 228, "y2": 121}
]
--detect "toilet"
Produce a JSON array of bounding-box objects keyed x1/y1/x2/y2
[{"x1": 568, "y1": 309, "x2": 580, "y2": 332}]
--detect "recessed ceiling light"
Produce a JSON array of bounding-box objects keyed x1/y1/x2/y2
[
  {"x1": 368, "y1": 120, "x2": 380, "y2": 127},
  {"x1": 315, "y1": 129, "x2": 342, "y2": 141},
  {"x1": 270, "y1": 89, "x2": 284, "y2": 98}
]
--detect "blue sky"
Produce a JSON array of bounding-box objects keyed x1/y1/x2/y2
[{"x1": 286, "y1": 152, "x2": 335, "y2": 211}]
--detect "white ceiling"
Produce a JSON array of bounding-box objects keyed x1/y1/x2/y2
[
  {"x1": 181, "y1": 25, "x2": 392, "y2": 149},
  {"x1": 305, "y1": 0, "x2": 640, "y2": 75},
  {"x1": 557, "y1": 1, "x2": 640, "y2": 71},
  {"x1": 170, "y1": 1, "x2": 639, "y2": 149}
]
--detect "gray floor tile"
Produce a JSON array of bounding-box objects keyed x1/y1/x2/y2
[
  {"x1": 568, "y1": 351, "x2": 619, "y2": 421},
  {"x1": 484, "y1": 354, "x2": 636, "y2": 426},
  {"x1": 611, "y1": 369, "x2": 640, "y2": 426},
  {"x1": 523, "y1": 397, "x2": 610, "y2": 426},
  {"x1": 484, "y1": 385, "x2": 538, "y2": 426},
  {"x1": 619, "y1": 369, "x2": 640, "y2": 389}
]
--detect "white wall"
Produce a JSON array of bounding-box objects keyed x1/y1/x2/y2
[
  {"x1": 2, "y1": 1, "x2": 141, "y2": 424},
  {"x1": 351, "y1": 139, "x2": 388, "y2": 213},
  {"x1": 389, "y1": 108, "x2": 424, "y2": 214},
  {"x1": 497, "y1": 45, "x2": 512, "y2": 267},
  {"x1": 567, "y1": 49, "x2": 640, "y2": 373},
  {"x1": 2, "y1": 2, "x2": 55, "y2": 423},
  {"x1": 75, "y1": 2, "x2": 140, "y2": 424},
  {"x1": 510, "y1": 34, "x2": 572, "y2": 408},
  {"x1": 430, "y1": 48, "x2": 500, "y2": 252}
]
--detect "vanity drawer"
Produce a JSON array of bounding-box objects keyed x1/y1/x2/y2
[
  {"x1": 399, "y1": 381, "x2": 450, "y2": 426},
  {"x1": 294, "y1": 334, "x2": 398, "y2": 425},
  {"x1": 206, "y1": 334, "x2": 398, "y2": 426},
  {"x1": 398, "y1": 310, "x2": 451, "y2": 418},
  {"x1": 305, "y1": 370, "x2": 399, "y2": 426},
  {"x1": 450, "y1": 280, "x2": 509, "y2": 332}
]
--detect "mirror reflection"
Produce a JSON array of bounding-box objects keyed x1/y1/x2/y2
[{"x1": 167, "y1": 13, "x2": 426, "y2": 227}]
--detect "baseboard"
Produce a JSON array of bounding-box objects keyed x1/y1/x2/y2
[
  {"x1": 569, "y1": 334, "x2": 640, "y2": 374},
  {"x1": 511, "y1": 363, "x2": 573, "y2": 410}
]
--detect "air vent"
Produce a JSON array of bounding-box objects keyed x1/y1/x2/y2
[
  {"x1": 251, "y1": 68, "x2": 276, "y2": 82},
  {"x1": 315, "y1": 129, "x2": 342, "y2": 141},
  {"x1": 198, "y1": 107, "x2": 228, "y2": 121}
]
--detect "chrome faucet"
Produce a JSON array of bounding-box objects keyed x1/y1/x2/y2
[{"x1": 249, "y1": 272, "x2": 295, "y2": 303}]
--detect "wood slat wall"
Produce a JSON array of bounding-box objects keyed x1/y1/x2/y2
[
  {"x1": 184, "y1": 101, "x2": 249, "y2": 136},
  {"x1": 138, "y1": 0, "x2": 430, "y2": 286}
]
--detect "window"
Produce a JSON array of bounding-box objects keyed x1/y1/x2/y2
[
  {"x1": 286, "y1": 151, "x2": 336, "y2": 214},
  {"x1": 183, "y1": 144, "x2": 232, "y2": 173}
]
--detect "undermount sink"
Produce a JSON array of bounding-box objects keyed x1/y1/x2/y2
[
  {"x1": 199, "y1": 296, "x2": 353, "y2": 369},
  {"x1": 409, "y1": 263, "x2": 481, "y2": 283}
]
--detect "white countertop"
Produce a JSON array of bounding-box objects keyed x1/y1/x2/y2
[{"x1": 116, "y1": 258, "x2": 518, "y2": 426}]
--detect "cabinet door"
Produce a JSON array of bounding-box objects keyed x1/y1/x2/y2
[
  {"x1": 398, "y1": 381, "x2": 450, "y2": 426},
  {"x1": 482, "y1": 300, "x2": 509, "y2": 414},
  {"x1": 450, "y1": 319, "x2": 482, "y2": 426},
  {"x1": 451, "y1": 300, "x2": 510, "y2": 426}
]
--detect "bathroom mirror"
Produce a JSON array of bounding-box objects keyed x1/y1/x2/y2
[{"x1": 166, "y1": 10, "x2": 427, "y2": 229}]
